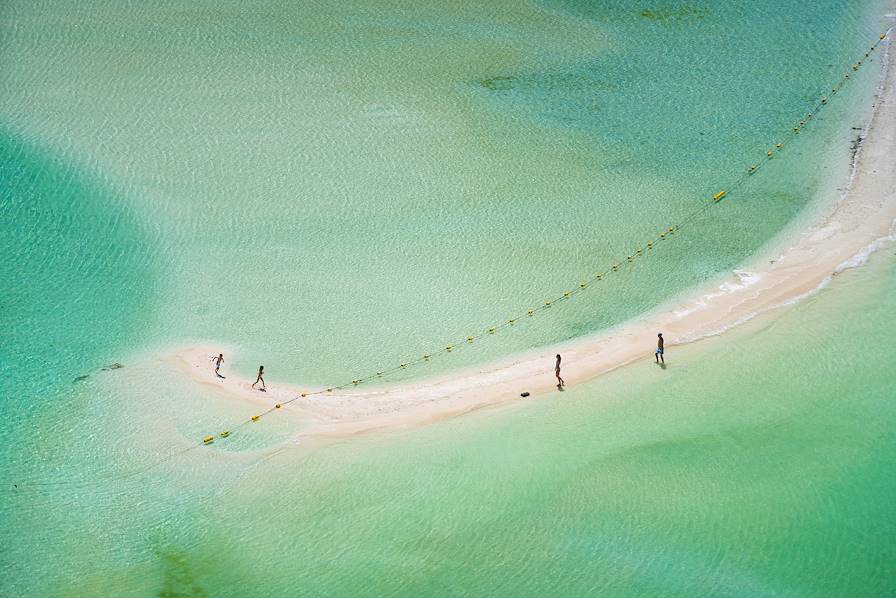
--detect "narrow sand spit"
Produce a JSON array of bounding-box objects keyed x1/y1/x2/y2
[{"x1": 173, "y1": 30, "x2": 896, "y2": 440}]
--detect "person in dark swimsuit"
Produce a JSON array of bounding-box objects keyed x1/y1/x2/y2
[
  {"x1": 655, "y1": 333, "x2": 664, "y2": 364},
  {"x1": 555, "y1": 354, "x2": 565, "y2": 387},
  {"x1": 214, "y1": 353, "x2": 224, "y2": 376},
  {"x1": 252, "y1": 365, "x2": 266, "y2": 390}
]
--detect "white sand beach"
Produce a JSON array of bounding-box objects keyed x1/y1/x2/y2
[{"x1": 172, "y1": 31, "x2": 896, "y2": 441}]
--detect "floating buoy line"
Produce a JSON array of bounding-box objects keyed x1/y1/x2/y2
[
  {"x1": 12, "y1": 31, "x2": 891, "y2": 491},
  {"x1": 204, "y1": 30, "x2": 889, "y2": 445}
]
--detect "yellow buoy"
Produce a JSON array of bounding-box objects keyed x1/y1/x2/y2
[
  {"x1": 301, "y1": 392, "x2": 307, "y2": 398},
  {"x1": 668, "y1": 226, "x2": 675, "y2": 233},
  {"x1": 580, "y1": 282, "x2": 588, "y2": 289},
  {"x1": 659, "y1": 233, "x2": 665, "y2": 239},
  {"x1": 544, "y1": 300, "x2": 552, "y2": 307},
  {"x1": 527, "y1": 309, "x2": 534, "y2": 316},
  {"x1": 596, "y1": 273, "x2": 603, "y2": 279},
  {"x1": 423, "y1": 355, "x2": 430, "y2": 360},
  {"x1": 775, "y1": 143, "x2": 782, "y2": 148},
  {"x1": 445, "y1": 345, "x2": 452, "y2": 352},
  {"x1": 467, "y1": 336, "x2": 475, "y2": 342},
  {"x1": 275, "y1": 403, "x2": 281, "y2": 408},
  {"x1": 220, "y1": 431, "x2": 229, "y2": 438},
  {"x1": 203, "y1": 435, "x2": 214, "y2": 444},
  {"x1": 251, "y1": 415, "x2": 260, "y2": 422},
  {"x1": 563, "y1": 291, "x2": 570, "y2": 298},
  {"x1": 399, "y1": 364, "x2": 407, "y2": 369},
  {"x1": 713, "y1": 190, "x2": 726, "y2": 201},
  {"x1": 647, "y1": 241, "x2": 653, "y2": 248},
  {"x1": 612, "y1": 264, "x2": 619, "y2": 271},
  {"x1": 508, "y1": 319, "x2": 516, "y2": 325},
  {"x1": 489, "y1": 326, "x2": 497, "y2": 333},
  {"x1": 748, "y1": 165, "x2": 757, "y2": 174},
  {"x1": 767, "y1": 150, "x2": 773, "y2": 157}
]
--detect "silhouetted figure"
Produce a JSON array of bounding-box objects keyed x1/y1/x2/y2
[
  {"x1": 555, "y1": 354, "x2": 565, "y2": 387},
  {"x1": 252, "y1": 365, "x2": 266, "y2": 390}
]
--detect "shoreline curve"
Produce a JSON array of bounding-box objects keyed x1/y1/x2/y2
[{"x1": 172, "y1": 29, "x2": 896, "y2": 442}]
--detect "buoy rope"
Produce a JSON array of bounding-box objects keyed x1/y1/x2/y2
[
  {"x1": 206, "y1": 30, "x2": 890, "y2": 439},
  {"x1": 11, "y1": 31, "x2": 890, "y2": 492}
]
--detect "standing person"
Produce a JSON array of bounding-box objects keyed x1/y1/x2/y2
[
  {"x1": 252, "y1": 365, "x2": 266, "y2": 390},
  {"x1": 213, "y1": 353, "x2": 224, "y2": 376},
  {"x1": 655, "y1": 333, "x2": 665, "y2": 364},
  {"x1": 555, "y1": 354, "x2": 565, "y2": 387}
]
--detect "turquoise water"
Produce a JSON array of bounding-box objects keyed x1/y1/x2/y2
[
  {"x1": 0, "y1": 134, "x2": 153, "y2": 398},
  {"x1": 5, "y1": 234, "x2": 895, "y2": 596},
  {"x1": 0, "y1": 0, "x2": 885, "y2": 387},
  {"x1": 1, "y1": 0, "x2": 893, "y2": 594}
]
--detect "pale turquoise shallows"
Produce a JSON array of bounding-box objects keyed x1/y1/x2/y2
[
  {"x1": 5, "y1": 232, "x2": 895, "y2": 596},
  {"x1": 0, "y1": 0, "x2": 885, "y2": 387},
  {"x1": 1, "y1": 0, "x2": 893, "y2": 595}
]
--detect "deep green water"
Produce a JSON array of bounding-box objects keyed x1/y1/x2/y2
[{"x1": 1, "y1": 0, "x2": 893, "y2": 594}]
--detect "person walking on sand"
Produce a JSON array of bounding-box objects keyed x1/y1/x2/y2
[
  {"x1": 252, "y1": 365, "x2": 266, "y2": 390},
  {"x1": 655, "y1": 333, "x2": 665, "y2": 364},
  {"x1": 555, "y1": 354, "x2": 565, "y2": 387},
  {"x1": 213, "y1": 353, "x2": 224, "y2": 376}
]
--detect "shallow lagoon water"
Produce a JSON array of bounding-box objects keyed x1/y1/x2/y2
[
  {"x1": 0, "y1": 0, "x2": 885, "y2": 386},
  {"x1": 5, "y1": 231, "x2": 894, "y2": 596},
  {"x1": 1, "y1": 0, "x2": 893, "y2": 594}
]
